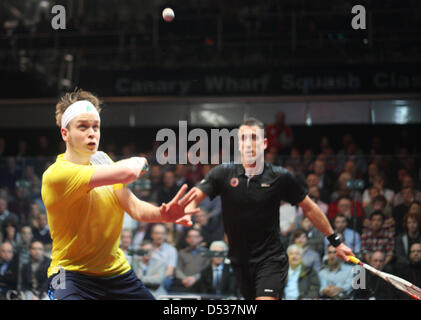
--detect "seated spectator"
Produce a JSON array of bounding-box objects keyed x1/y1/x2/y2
[
  {"x1": 0, "y1": 197, "x2": 19, "y2": 233},
  {"x1": 294, "y1": 216, "x2": 325, "y2": 258},
  {"x1": 353, "y1": 250, "x2": 398, "y2": 300},
  {"x1": 363, "y1": 162, "x2": 379, "y2": 190},
  {"x1": 291, "y1": 229, "x2": 322, "y2": 272},
  {"x1": 328, "y1": 196, "x2": 364, "y2": 234},
  {"x1": 197, "y1": 240, "x2": 237, "y2": 297},
  {"x1": 330, "y1": 172, "x2": 362, "y2": 203},
  {"x1": 132, "y1": 240, "x2": 167, "y2": 299},
  {"x1": 1, "y1": 219, "x2": 18, "y2": 250},
  {"x1": 393, "y1": 175, "x2": 421, "y2": 207},
  {"x1": 157, "y1": 170, "x2": 179, "y2": 205},
  {"x1": 150, "y1": 224, "x2": 178, "y2": 291},
  {"x1": 171, "y1": 229, "x2": 209, "y2": 293},
  {"x1": 15, "y1": 225, "x2": 33, "y2": 265},
  {"x1": 362, "y1": 186, "x2": 380, "y2": 209},
  {"x1": 396, "y1": 242, "x2": 421, "y2": 300},
  {"x1": 283, "y1": 244, "x2": 320, "y2": 300},
  {"x1": 132, "y1": 222, "x2": 149, "y2": 250},
  {"x1": 32, "y1": 213, "x2": 52, "y2": 248},
  {"x1": 189, "y1": 208, "x2": 224, "y2": 248},
  {"x1": 0, "y1": 241, "x2": 19, "y2": 299},
  {"x1": 198, "y1": 195, "x2": 222, "y2": 223},
  {"x1": 265, "y1": 111, "x2": 293, "y2": 155},
  {"x1": 323, "y1": 214, "x2": 361, "y2": 257},
  {"x1": 280, "y1": 201, "x2": 299, "y2": 249},
  {"x1": 361, "y1": 211, "x2": 395, "y2": 265},
  {"x1": 20, "y1": 241, "x2": 51, "y2": 300},
  {"x1": 363, "y1": 195, "x2": 393, "y2": 228},
  {"x1": 120, "y1": 229, "x2": 134, "y2": 265},
  {"x1": 362, "y1": 174, "x2": 395, "y2": 206},
  {"x1": 392, "y1": 187, "x2": 415, "y2": 235},
  {"x1": 311, "y1": 158, "x2": 334, "y2": 204},
  {"x1": 318, "y1": 245, "x2": 354, "y2": 300},
  {"x1": 394, "y1": 211, "x2": 421, "y2": 267}
]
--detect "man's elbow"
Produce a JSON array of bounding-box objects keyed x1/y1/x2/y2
[{"x1": 121, "y1": 167, "x2": 138, "y2": 184}]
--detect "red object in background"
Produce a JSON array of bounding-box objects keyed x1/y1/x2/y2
[{"x1": 327, "y1": 200, "x2": 365, "y2": 222}]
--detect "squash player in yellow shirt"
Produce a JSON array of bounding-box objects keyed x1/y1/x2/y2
[{"x1": 42, "y1": 89, "x2": 200, "y2": 300}]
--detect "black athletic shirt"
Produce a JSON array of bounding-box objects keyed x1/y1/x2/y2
[{"x1": 197, "y1": 162, "x2": 307, "y2": 265}]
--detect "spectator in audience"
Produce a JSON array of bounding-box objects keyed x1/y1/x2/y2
[
  {"x1": 330, "y1": 172, "x2": 362, "y2": 203},
  {"x1": 174, "y1": 164, "x2": 189, "y2": 188},
  {"x1": 1, "y1": 219, "x2": 18, "y2": 250},
  {"x1": 132, "y1": 222, "x2": 149, "y2": 250},
  {"x1": 198, "y1": 195, "x2": 222, "y2": 223},
  {"x1": 265, "y1": 111, "x2": 294, "y2": 155},
  {"x1": 353, "y1": 250, "x2": 398, "y2": 300},
  {"x1": 292, "y1": 229, "x2": 322, "y2": 272},
  {"x1": 20, "y1": 241, "x2": 51, "y2": 300},
  {"x1": 318, "y1": 245, "x2": 354, "y2": 300},
  {"x1": 394, "y1": 211, "x2": 421, "y2": 267},
  {"x1": 396, "y1": 242, "x2": 421, "y2": 300},
  {"x1": 363, "y1": 194, "x2": 393, "y2": 225},
  {"x1": 280, "y1": 201, "x2": 299, "y2": 249},
  {"x1": 150, "y1": 223, "x2": 178, "y2": 291},
  {"x1": 362, "y1": 186, "x2": 380, "y2": 209},
  {"x1": 171, "y1": 228, "x2": 209, "y2": 293},
  {"x1": 393, "y1": 187, "x2": 415, "y2": 235},
  {"x1": 15, "y1": 225, "x2": 33, "y2": 265},
  {"x1": 312, "y1": 159, "x2": 334, "y2": 203},
  {"x1": 0, "y1": 241, "x2": 19, "y2": 299},
  {"x1": 393, "y1": 175, "x2": 421, "y2": 206},
  {"x1": 363, "y1": 174, "x2": 395, "y2": 206},
  {"x1": 197, "y1": 240, "x2": 237, "y2": 297},
  {"x1": 157, "y1": 170, "x2": 179, "y2": 205},
  {"x1": 31, "y1": 213, "x2": 52, "y2": 247},
  {"x1": 8, "y1": 185, "x2": 32, "y2": 222},
  {"x1": 0, "y1": 198, "x2": 19, "y2": 233},
  {"x1": 328, "y1": 196, "x2": 364, "y2": 234},
  {"x1": 364, "y1": 163, "x2": 379, "y2": 190},
  {"x1": 324, "y1": 214, "x2": 361, "y2": 257},
  {"x1": 132, "y1": 240, "x2": 167, "y2": 299},
  {"x1": 28, "y1": 202, "x2": 42, "y2": 229},
  {"x1": 149, "y1": 164, "x2": 162, "y2": 190},
  {"x1": 120, "y1": 229, "x2": 134, "y2": 265},
  {"x1": 361, "y1": 211, "x2": 395, "y2": 265},
  {"x1": 283, "y1": 244, "x2": 320, "y2": 300},
  {"x1": 297, "y1": 185, "x2": 328, "y2": 216},
  {"x1": 189, "y1": 208, "x2": 224, "y2": 248},
  {"x1": 294, "y1": 216, "x2": 325, "y2": 258}
]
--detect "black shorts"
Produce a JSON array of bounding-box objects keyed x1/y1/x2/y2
[
  {"x1": 231, "y1": 255, "x2": 289, "y2": 300},
  {"x1": 47, "y1": 269, "x2": 154, "y2": 300}
]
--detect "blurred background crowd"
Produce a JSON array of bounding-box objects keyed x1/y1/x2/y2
[{"x1": 0, "y1": 110, "x2": 420, "y2": 300}]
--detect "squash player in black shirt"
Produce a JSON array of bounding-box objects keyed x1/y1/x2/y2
[{"x1": 181, "y1": 118, "x2": 355, "y2": 300}]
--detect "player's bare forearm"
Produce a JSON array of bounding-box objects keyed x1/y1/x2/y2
[{"x1": 298, "y1": 196, "x2": 334, "y2": 237}]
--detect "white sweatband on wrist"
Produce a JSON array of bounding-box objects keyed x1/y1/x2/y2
[{"x1": 61, "y1": 100, "x2": 100, "y2": 128}]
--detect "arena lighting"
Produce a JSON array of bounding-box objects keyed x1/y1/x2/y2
[{"x1": 394, "y1": 106, "x2": 409, "y2": 124}]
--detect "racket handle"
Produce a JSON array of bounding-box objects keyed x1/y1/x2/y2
[{"x1": 347, "y1": 256, "x2": 361, "y2": 264}]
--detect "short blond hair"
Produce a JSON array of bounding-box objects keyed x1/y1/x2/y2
[{"x1": 55, "y1": 88, "x2": 102, "y2": 127}]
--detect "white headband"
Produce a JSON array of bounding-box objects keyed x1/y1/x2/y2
[{"x1": 61, "y1": 100, "x2": 100, "y2": 128}]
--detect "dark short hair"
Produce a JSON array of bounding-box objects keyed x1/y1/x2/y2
[
  {"x1": 292, "y1": 228, "x2": 307, "y2": 241},
  {"x1": 370, "y1": 210, "x2": 385, "y2": 221},
  {"x1": 333, "y1": 213, "x2": 348, "y2": 223},
  {"x1": 240, "y1": 118, "x2": 266, "y2": 138},
  {"x1": 372, "y1": 195, "x2": 387, "y2": 206}
]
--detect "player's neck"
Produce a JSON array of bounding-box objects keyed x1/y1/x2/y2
[
  {"x1": 242, "y1": 161, "x2": 263, "y2": 177},
  {"x1": 63, "y1": 148, "x2": 91, "y2": 165}
]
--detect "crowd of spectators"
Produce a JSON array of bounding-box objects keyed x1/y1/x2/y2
[{"x1": 0, "y1": 113, "x2": 420, "y2": 300}]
